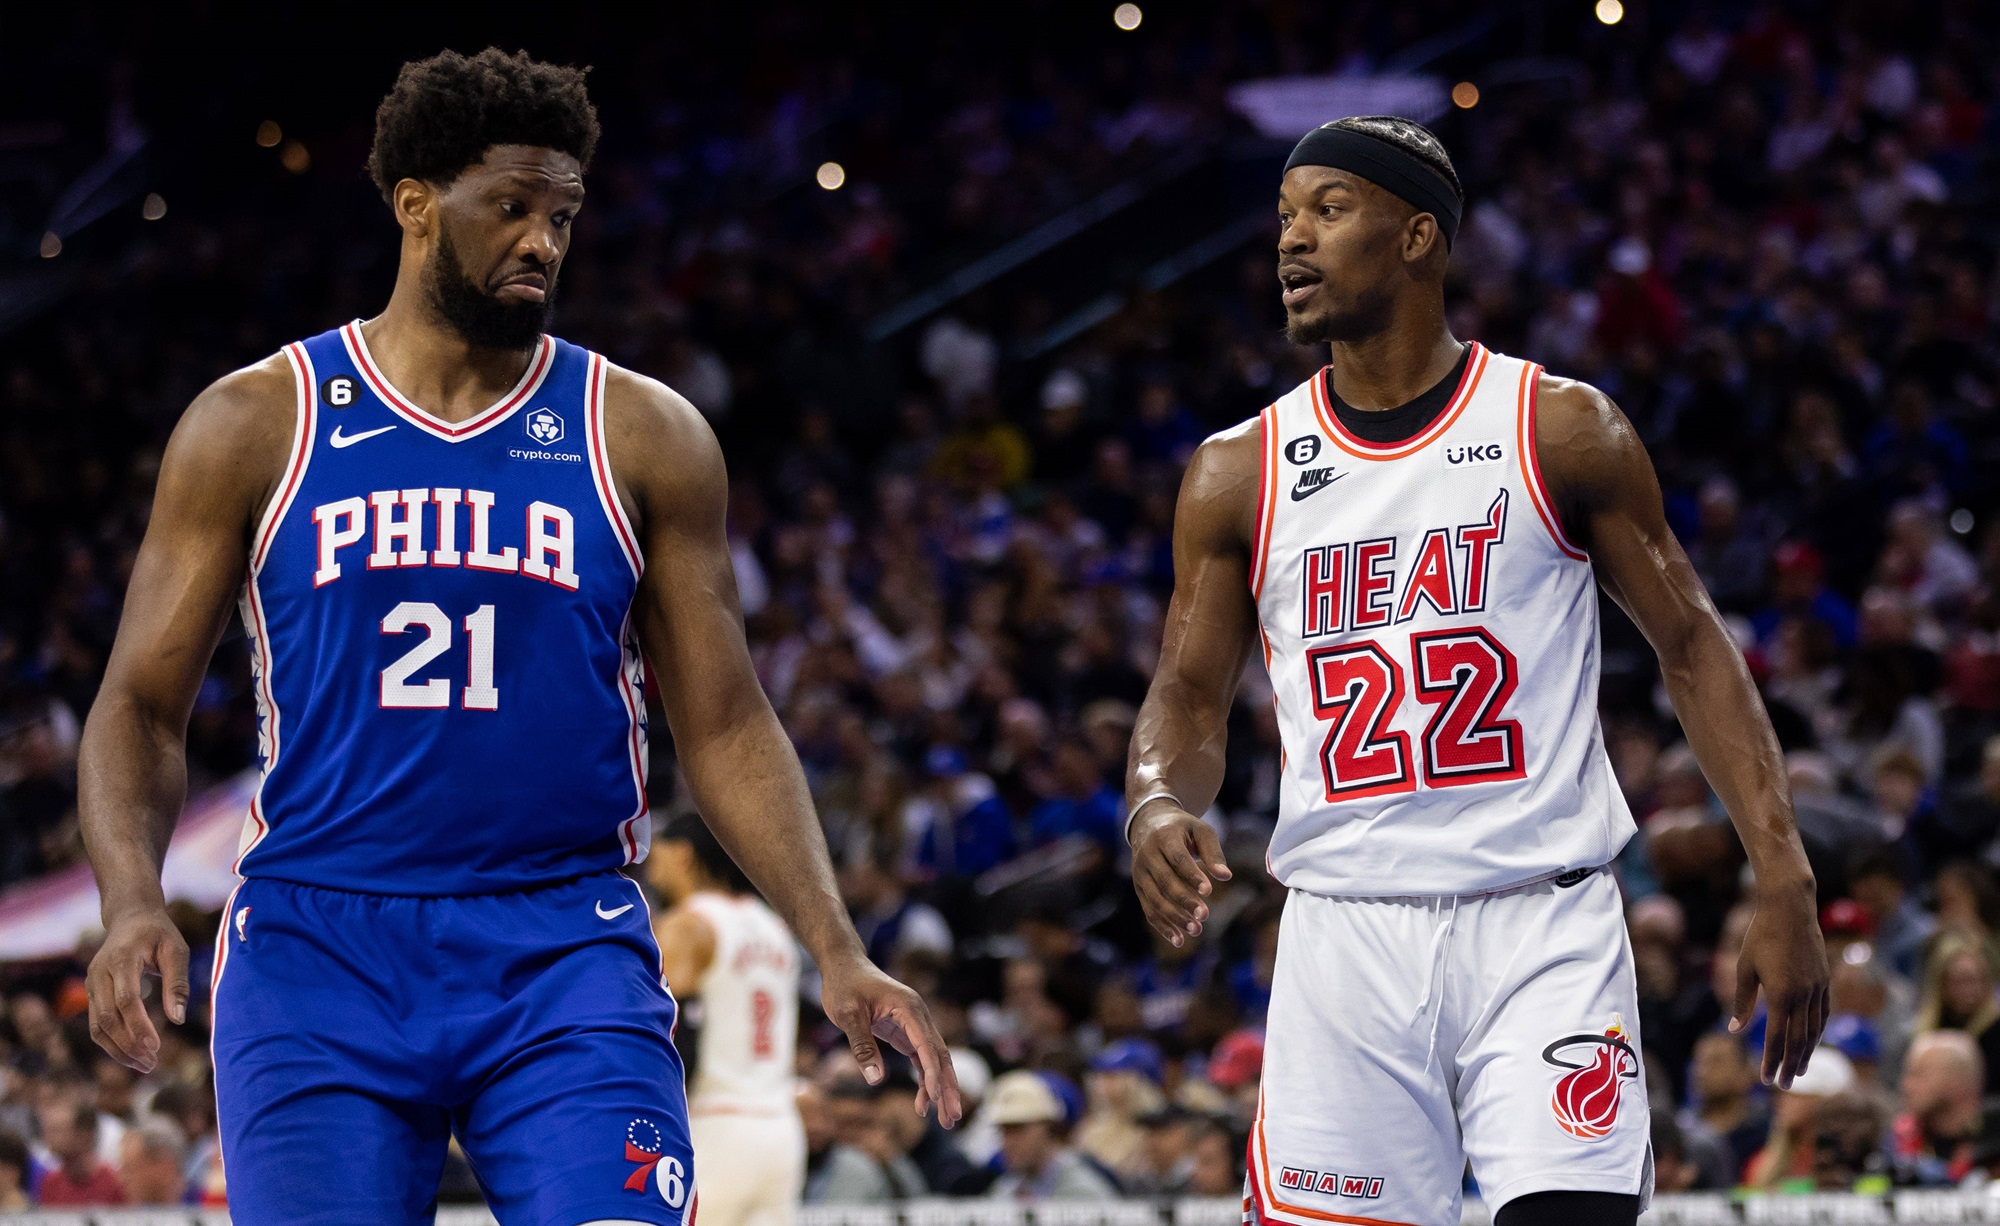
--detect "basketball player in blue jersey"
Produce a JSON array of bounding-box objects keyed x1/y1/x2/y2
[{"x1": 76, "y1": 49, "x2": 959, "y2": 1226}]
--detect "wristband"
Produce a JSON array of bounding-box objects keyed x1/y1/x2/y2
[{"x1": 1125, "y1": 793, "x2": 1186, "y2": 844}]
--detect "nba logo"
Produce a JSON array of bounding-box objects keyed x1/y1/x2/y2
[{"x1": 526, "y1": 408, "x2": 564, "y2": 446}]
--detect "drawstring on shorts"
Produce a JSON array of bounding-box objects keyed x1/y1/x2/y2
[{"x1": 1413, "y1": 894, "x2": 1460, "y2": 1071}]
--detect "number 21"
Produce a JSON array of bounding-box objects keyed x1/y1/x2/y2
[{"x1": 380, "y1": 601, "x2": 499, "y2": 710}]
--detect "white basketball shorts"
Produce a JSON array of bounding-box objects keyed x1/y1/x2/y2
[
  {"x1": 1248, "y1": 868, "x2": 1652, "y2": 1226},
  {"x1": 689, "y1": 1108, "x2": 806, "y2": 1226}
]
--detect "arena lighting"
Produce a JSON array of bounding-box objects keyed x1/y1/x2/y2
[
  {"x1": 816, "y1": 161, "x2": 846, "y2": 190},
  {"x1": 1452, "y1": 81, "x2": 1480, "y2": 108},
  {"x1": 39, "y1": 232, "x2": 60, "y2": 258},
  {"x1": 1114, "y1": 3, "x2": 1142, "y2": 31},
  {"x1": 1595, "y1": 0, "x2": 1624, "y2": 24},
  {"x1": 142, "y1": 193, "x2": 167, "y2": 221},
  {"x1": 1952, "y1": 508, "x2": 1976, "y2": 535},
  {"x1": 256, "y1": 120, "x2": 282, "y2": 148},
  {"x1": 280, "y1": 140, "x2": 311, "y2": 174}
]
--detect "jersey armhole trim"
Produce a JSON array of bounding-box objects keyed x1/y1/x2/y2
[
  {"x1": 586, "y1": 353, "x2": 645, "y2": 580},
  {"x1": 249, "y1": 344, "x2": 318, "y2": 576},
  {"x1": 1249, "y1": 404, "x2": 1279, "y2": 599},
  {"x1": 1516, "y1": 362, "x2": 1588, "y2": 561}
]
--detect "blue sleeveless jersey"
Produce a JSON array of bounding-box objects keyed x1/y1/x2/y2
[{"x1": 237, "y1": 322, "x2": 649, "y2": 894}]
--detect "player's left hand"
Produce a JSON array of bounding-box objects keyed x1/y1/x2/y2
[
  {"x1": 821, "y1": 953, "x2": 964, "y2": 1129},
  {"x1": 1731, "y1": 880, "x2": 1830, "y2": 1090}
]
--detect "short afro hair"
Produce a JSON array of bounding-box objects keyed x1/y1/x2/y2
[
  {"x1": 1323, "y1": 115, "x2": 1462, "y2": 202},
  {"x1": 367, "y1": 48, "x2": 599, "y2": 202}
]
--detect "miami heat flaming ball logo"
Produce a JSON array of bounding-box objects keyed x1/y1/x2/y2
[{"x1": 1542, "y1": 1015, "x2": 1639, "y2": 1141}]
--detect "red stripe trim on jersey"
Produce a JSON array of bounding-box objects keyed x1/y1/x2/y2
[
  {"x1": 250, "y1": 344, "x2": 319, "y2": 575},
  {"x1": 1248, "y1": 404, "x2": 1279, "y2": 599},
  {"x1": 1311, "y1": 342, "x2": 1487, "y2": 462},
  {"x1": 1516, "y1": 362, "x2": 1587, "y2": 560},
  {"x1": 340, "y1": 321, "x2": 554, "y2": 442},
  {"x1": 586, "y1": 353, "x2": 644, "y2": 579},
  {"x1": 1249, "y1": 1098, "x2": 1425, "y2": 1226}
]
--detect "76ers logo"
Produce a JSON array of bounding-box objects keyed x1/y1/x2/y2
[
  {"x1": 1543, "y1": 1016, "x2": 1639, "y2": 1141},
  {"x1": 623, "y1": 1118, "x2": 689, "y2": 1208}
]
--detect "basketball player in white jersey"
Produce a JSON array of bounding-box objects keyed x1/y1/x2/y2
[
  {"x1": 650, "y1": 814, "x2": 805, "y2": 1226},
  {"x1": 1127, "y1": 117, "x2": 1830, "y2": 1226}
]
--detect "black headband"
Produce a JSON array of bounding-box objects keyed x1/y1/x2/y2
[{"x1": 1285, "y1": 124, "x2": 1462, "y2": 250}]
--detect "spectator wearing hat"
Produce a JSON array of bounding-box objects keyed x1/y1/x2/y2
[
  {"x1": 1747, "y1": 1047, "x2": 1858, "y2": 1188},
  {"x1": 986, "y1": 1071, "x2": 1118, "y2": 1200},
  {"x1": 1824, "y1": 1015, "x2": 1886, "y2": 1088},
  {"x1": 1755, "y1": 542, "x2": 1859, "y2": 651},
  {"x1": 1076, "y1": 1039, "x2": 1165, "y2": 1183},
  {"x1": 1206, "y1": 1029, "x2": 1264, "y2": 1120}
]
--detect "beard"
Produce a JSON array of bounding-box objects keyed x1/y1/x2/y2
[
  {"x1": 426, "y1": 224, "x2": 555, "y2": 350},
  {"x1": 1283, "y1": 279, "x2": 1395, "y2": 346}
]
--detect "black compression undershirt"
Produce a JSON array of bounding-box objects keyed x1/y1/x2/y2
[{"x1": 1327, "y1": 343, "x2": 1471, "y2": 444}]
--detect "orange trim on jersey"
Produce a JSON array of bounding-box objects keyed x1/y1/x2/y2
[
  {"x1": 1249, "y1": 404, "x2": 1280, "y2": 599},
  {"x1": 1248, "y1": 1099, "x2": 1425, "y2": 1226},
  {"x1": 1311, "y1": 343, "x2": 1488, "y2": 461},
  {"x1": 1514, "y1": 362, "x2": 1587, "y2": 561}
]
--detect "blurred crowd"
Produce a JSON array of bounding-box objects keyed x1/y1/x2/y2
[{"x1": 4, "y1": 0, "x2": 2000, "y2": 1209}]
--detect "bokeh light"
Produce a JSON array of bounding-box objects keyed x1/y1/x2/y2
[
  {"x1": 256, "y1": 120, "x2": 282, "y2": 148},
  {"x1": 142, "y1": 193, "x2": 167, "y2": 220},
  {"x1": 39, "y1": 232, "x2": 61, "y2": 258},
  {"x1": 280, "y1": 140, "x2": 310, "y2": 174},
  {"x1": 1595, "y1": 0, "x2": 1624, "y2": 24},
  {"x1": 816, "y1": 161, "x2": 847, "y2": 190},
  {"x1": 1114, "y1": 4, "x2": 1142, "y2": 31},
  {"x1": 1452, "y1": 82, "x2": 1480, "y2": 109}
]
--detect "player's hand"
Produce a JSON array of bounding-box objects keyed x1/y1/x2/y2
[
  {"x1": 1129, "y1": 800, "x2": 1231, "y2": 947},
  {"x1": 1731, "y1": 878, "x2": 1829, "y2": 1090},
  {"x1": 821, "y1": 953, "x2": 964, "y2": 1129},
  {"x1": 87, "y1": 905, "x2": 190, "y2": 1074}
]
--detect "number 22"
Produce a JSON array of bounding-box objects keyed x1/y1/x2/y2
[{"x1": 1304, "y1": 627, "x2": 1523, "y2": 799}]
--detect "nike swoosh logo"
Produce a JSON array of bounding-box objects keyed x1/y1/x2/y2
[
  {"x1": 595, "y1": 900, "x2": 635, "y2": 920},
  {"x1": 1290, "y1": 469, "x2": 1345, "y2": 501},
  {"x1": 328, "y1": 424, "x2": 397, "y2": 449}
]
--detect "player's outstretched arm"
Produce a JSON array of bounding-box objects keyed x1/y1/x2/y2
[
  {"x1": 1536, "y1": 374, "x2": 1829, "y2": 1088},
  {"x1": 606, "y1": 368, "x2": 961, "y2": 1127},
  {"x1": 1125, "y1": 422, "x2": 1262, "y2": 947},
  {"x1": 79, "y1": 357, "x2": 295, "y2": 1073}
]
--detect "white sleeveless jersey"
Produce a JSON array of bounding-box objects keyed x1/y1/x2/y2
[
  {"x1": 684, "y1": 892, "x2": 800, "y2": 1114},
  {"x1": 1248, "y1": 343, "x2": 1635, "y2": 897}
]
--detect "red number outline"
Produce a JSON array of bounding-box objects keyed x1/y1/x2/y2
[
  {"x1": 1409, "y1": 628, "x2": 1525, "y2": 787},
  {"x1": 1304, "y1": 642, "x2": 1416, "y2": 800}
]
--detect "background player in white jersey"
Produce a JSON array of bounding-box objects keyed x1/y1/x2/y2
[
  {"x1": 650, "y1": 814, "x2": 804, "y2": 1226},
  {"x1": 1127, "y1": 116, "x2": 1830, "y2": 1226}
]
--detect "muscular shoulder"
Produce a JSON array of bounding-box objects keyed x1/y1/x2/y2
[
  {"x1": 1180, "y1": 415, "x2": 1265, "y2": 550},
  {"x1": 1531, "y1": 371, "x2": 1648, "y2": 519},
  {"x1": 600, "y1": 362, "x2": 725, "y2": 527},
  {"x1": 162, "y1": 352, "x2": 300, "y2": 528}
]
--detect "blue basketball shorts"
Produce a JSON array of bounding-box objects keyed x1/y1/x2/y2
[{"x1": 210, "y1": 871, "x2": 695, "y2": 1226}]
